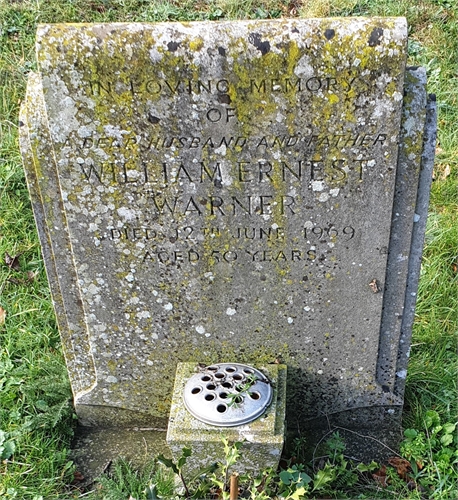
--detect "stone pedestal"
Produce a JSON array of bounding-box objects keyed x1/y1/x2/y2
[{"x1": 167, "y1": 363, "x2": 286, "y2": 477}]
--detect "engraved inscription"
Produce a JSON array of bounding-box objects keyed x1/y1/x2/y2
[
  {"x1": 108, "y1": 224, "x2": 355, "y2": 243},
  {"x1": 69, "y1": 133, "x2": 387, "y2": 152},
  {"x1": 87, "y1": 76, "x2": 357, "y2": 98},
  {"x1": 105, "y1": 222, "x2": 357, "y2": 268},
  {"x1": 69, "y1": 44, "x2": 397, "y2": 275},
  {"x1": 78, "y1": 157, "x2": 374, "y2": 187}
]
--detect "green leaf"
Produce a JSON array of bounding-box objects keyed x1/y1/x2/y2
[
  {"x1": 298, "y1": 471, "x2": 312, "y2": 485},
  {"x1": 157, "y1": 455, "x2": 178, "y2": 475},
  {"x1": 189, "y1": 462, "x2": 219, "y2": 483},
  {"x1": 404, "y1": 428, "x2": 418, "y2": 440},
  {"x1": 0, "y1": 439, "x2": 15, "y2": 459},
  {"x1": 443, "y1": 423, "x2": 456, "y2": 434},
  {"x1": 289, "y1": 485, "x2": 307, "y2": 499},
  {"x1": 356, "y1": 461, "x2": 379, "y2": 472},
  {"x1": 424, "y1": 410, "x2": 440, "y2": 429},
  {"x1": 312, "y1": 464, "x2": 335, "y2": 492},
  {"x1": 35, "y1": 400, "x2": 49, "y2": 411},
  {"x1": 279, "y1": 469, "x2": 293, "y2": 485},
  {"x1": 253, "y1": 476, "x2": 263, "y2": 487},
  {"x1": 145, "y1": 483, "x2": 161, "y2": 500},
  {"x1": 177, "y1": 447, "x2": 192, "y2": 469},
  {"x1": 440, "y1": 433, "x2": 454, "y2": 447},
  {"x1": 432, "y1": 424, "x2": 443, "y2": 436}
]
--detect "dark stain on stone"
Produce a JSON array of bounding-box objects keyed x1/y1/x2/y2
[
  {"x1": 218, "y1": 46, "x2": 226, "y2": 56},
  {"x1": 324, "y1": 29, "x2": 335, "y2": 40},
  {"x1": 167, "y1": 41, "x2": 180, "y2": 52},
  {"x1": 275, "y1": 42, "x2": 288, "y2": 50},
  {"x1": 368, "y1": 27, "x2": 383, "y2": 47},
  {"x1": 218, "y1": 94, "x2": 231, "y2": 104},
  {"x1": 292, "y1": 27, "x2": 299, "y2": 33},
  {"x1": 148, "y1": 113, "x2": 160, "y2": 124},
  {"x1": 18, "y1": 121, "x2": 24, "y2": 127},
  {"x1": 248, "y1": 32, "x2": 270, "y2": 55}
]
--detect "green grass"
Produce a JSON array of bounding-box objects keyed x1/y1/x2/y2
[
  {"x1": 0, "y1": 0, "x2": 457, "y2": 498},
  {"x1": 91, "y1": 458, "x2": 175, "y2": 499}
]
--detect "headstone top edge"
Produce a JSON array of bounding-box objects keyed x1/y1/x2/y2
[{"x1": 35, "y1": 16, "x2": 407, "y2": 37}]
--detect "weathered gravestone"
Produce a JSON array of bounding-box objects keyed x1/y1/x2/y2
[{"x1": 20, "y1": 18, "x2": 436, "y2": 471}]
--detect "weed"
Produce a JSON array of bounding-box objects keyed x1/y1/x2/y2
[
  {"x1": 0, "y1": 429, "x2": 16, "y2": 460},
  {"x1": 226, "y1": 374, "x2": 257, "y2": 407},
  {"x1": 278, "y1": 464, "x2": 312, "y2": 498},
  {"x1": 399, "y1": 411, "x2": 458, "y2": 497},
  {"x1": 157, "y1": 447, "x2": 219, "y2": 499},
  {"x1": 207, "y1": 438, "x2": 242, "y2": 499},
  {"x1": 94, "y1": 458, "x2": 175, "y2": 500},
  {"x1": 157, "y1": 447, "x2": 194, "y2": 497}
]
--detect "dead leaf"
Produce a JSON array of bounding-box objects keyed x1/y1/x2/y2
[
  {"x1": 89, "y1": 2, "x2": 106, "y2": 13},
  {"x1": 0, "y1": 307, "x2": 6, "y2": 325},
  {"x1": 372, "y1": 464, "x2": 388, "y2": 487},
  {"x1": 433, "y1": 163, "x2": 451, "y2": 181},
  {"x1": 441, "y1": 164, "x2": 451, "y2": 180},
  {"x1": 388, "y1": 456, "x2": 411, "y2": 480},
  {"x1": 407, "y1": 479, "x2": 418, "y2": 490},
  {"x1": 72, "y1": 471, "x2": 84, "y2": 483},
  {"x1": 27, "y1": 271, "x2": 37, "y2": 282},
  {"x1": 369, "y1": 279, "x2": 382, "y2": 293},
  {"x1": 4, "y1": 252, "x2": 21, "y2": 271},
  {"x1": 283, "y1": 0, "x2": 301, "y2": 17}
]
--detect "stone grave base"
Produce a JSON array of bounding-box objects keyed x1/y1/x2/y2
[
  {"x1": 71, "y1": 427, "x2": 169, "y2": 488},
  {"x1": 287, "y1": 405, "x2": 403, "y2": 463}
]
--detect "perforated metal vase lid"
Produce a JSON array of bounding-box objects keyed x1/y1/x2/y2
[{"x1": 183, "y1": 363, "x2": 273, "y2": 427}]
